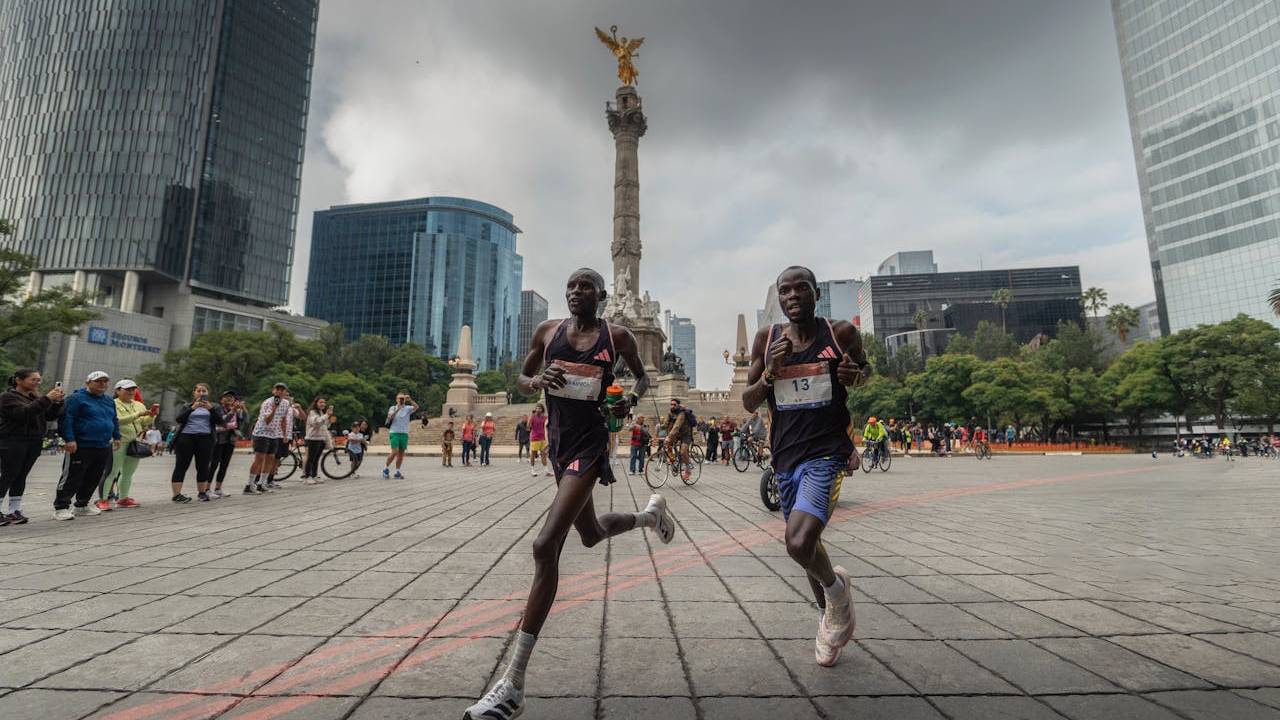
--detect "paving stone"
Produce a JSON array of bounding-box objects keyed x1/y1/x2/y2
[
  {"x1": 889, "y1": 603, "x2": 1013, "y2": 639},
  {"x1": 668, "y1": 601, "x2": 757, "y2": 638},
  {"x1": 601, "y1": 696, "x2": 697, "y2": 720},
  {"x1": 220, "y1": 695, "x2": 362, "y2": 719},
  {"x1": 1043, "y1": 694, "x2": 1184, "y2": 720},
  {"x1": 7, "y1": 593, "x2": 157, "y2": 629},
  {"x1": 775, "y1": 638, "x2": 914, "y2": 695},
  {"x1": 1235, "y1": 688, "x2": 1280, "y2": 710},
  {"x1": 862, "y1": 639, "x2": 1018, "y2": 694},
  {"x1": 0, "y1": 630, "x2": 139, "y2": 686},
  {"x1": 604, "y1": 599, "x2": 675, "y2": 638},
  {"x1": 1017, "y1": 600, "x2": 1167, "y2": 635},
  {"x1": 961, "y1": 601, "x2": 1084, "y2": 638},
  {"x1": 930, "y1": 695, "x2": 1068, "y2": 719},
  {"x1": 683, "y1": 639, "x2": 798, "y2": 696},
  {"x1": 36, "y1": 633, "x2": 225, "y2": 690},
  {"x1": 1097, "y1": 601, "x2": 1249, "y2": 633},
  {"x1": 253, "y1": 596, "x2": 382, "y2": 635},
  {"x1": 83, "y1": 692, "x2": 239, "y2": 719},
  {"x1": 1171, "y1": 603, "x2": 1280, "y2": 631},
  {"x1": 261, "y1": 634, "x2": 421, "y2": 696},
  {"x1": 949, "y1": 639, "x2": 1120, "y2": 694},
  {"x1": 1033, "y1": 637, "x2": 1211, "y2": 692},
  {"x1": 815, "y1": 696, "x2": 947, "y2": 719},
  {"x1": 1195, "y1": 631, "x2": 1280, "y2": 666},
  {"x1": 149, "y1": 634, "x2": 325, "y2": 693},
  {"x1": 163, "y1": 595, "x2": 308, "y2": 634},
  {"x1": 951, "y1": 574, "x2": 1068, "y2": 601},
  {"x1": 701, "y1": 697, "x2": 819, "y2": 719},
  {"x1": 0, "y1": 688, "x2": 124, "y2": 720},
  {"x1": 85, "y1": 594, "x2": 225, "y2": 632},
  {"x1": 601, "y1": 638, "x2": 691, "y2": 696},
  {"x1": 1145, "y1": 689, "x2": 1280, "y2": 719},
  {"x1": 857, "y1": 576, "x2": 941, "y2": 603},
  {"x1": 1112, "y1": 634, "x2": 1280, "y2": 687},
  {"x1": 0, "y1": 628, "x2": 58, "y2": 655},
  {"x1": 339, "y1": 598, "x2": 456, "y2": 637}
]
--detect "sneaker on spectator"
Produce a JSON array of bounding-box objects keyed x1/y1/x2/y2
[
  {"x1": 243, "y1": 484, "x2": 259, "y2": 495},
  {"x1": 7, "y1": 511, "x2": 28, "y2": 524},
  {"x1": 304, "y1": 477, "x2": 317, "y2": 485},
  {"x1": 258, "y1": 484, "x2": 275, "y2": 493},
  {"x1": 94, "y1": 499, "x2": 112, "y2": 512},
  {"x1": 75, "y1": 504, "x2": 102, "y2": 516},
  {"x1": 53, "y1": 508, "x2": 75, "y2": 521},
  {"x1": 382, "y1": 467, "x2": 390, "y2": 478},
  {"x1": 393, "y1": 471, "x2": 404, "y2": 479},
  {"x1": 117, "y1": 497, "x2": 140, "y2": 508},
  {"x1": 172, "y1": 494, "x2": 193, "y2": 504}
]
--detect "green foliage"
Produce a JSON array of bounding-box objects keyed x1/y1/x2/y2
[
  {"x1": 886, "y1": 343, "x2": 922, "y2": 380},
  {"x1": 911, "y1": 353, "x2": 979, "y2": 423},
  {"x1": 1081, "y1": 286, "x2": 1108, "y2": 317},
  {"x1": 847, "y1": 375, "x2": 908, "y2": 424},
  {"x1": 972, "y1": 320, "x2": 1019, "y2": 361},
  {"x1": 991, "y1": 287, "x2": 1013, "y2": 333},
  {"x1": 944, "y1": 334, "x2": 975, "y2": 356},
  {"x1": 861, "y1": 331, "x2": 888, "y2": 377},
  {"x1": 0, "y1": 249, "x2": 97, "y2": 369},
  {"x1": 1034, "y1": 320, "x2": 1107, "y2": 373},
  {"x1": 1106, "y1": 303, "x2": 1141, "y2": 344}
]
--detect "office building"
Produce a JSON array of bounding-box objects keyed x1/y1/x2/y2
[
  {"x1": 877, "y1": 251, "x2": 938, "y2": 276},
  {"x1": 0, "y1": 0, "x2": 321, "y2": 388},
  {"x1": 305, "y1": 197, "x2": 524, "y2": 371},
  {"x1": 859, "y1": 264, "x2": 1083, "y2": 344},
  {"x1": 1113, "y1": 0, "x2": 1280, "y2": 333},
  {"x1": 665, "y1": 312, "x2": 697, "y2": 387},
  {"x1": 518, "y1": 290, "x2": 549, "y2": 355}
]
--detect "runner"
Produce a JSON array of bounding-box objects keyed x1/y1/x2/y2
[
  {"x1": 464, "y1": 268, "x2": 676, "y2": 720},
  {"x1": 382, "y1": 392, "x2": 417, "y2": 479},
  {"x1": 743, "y1": 265, "x2": 869, "y2": 668},
  {"x1": 246, "y1": 383, "x2": 289, "y2": 495}
]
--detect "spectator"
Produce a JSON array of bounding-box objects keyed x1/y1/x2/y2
[
  {"x1": 628, "y1": 415, "x2": 648, "y2": 475},
  {"x1": 302, "y1": 396, "x2": 333, "y2": 485},
  {"x1": 442, "y1": 421, "x2": 456, "y2": 467},
  {"x1": 461, "y1": 414, "x2": 477, "y2": 467},
  {"x1": 172, "y1": 383, "x2": 225, "y2": 502},
  {"x1": 99, "y1": 379, "x2": 157, "y2": 510},
  {"x1": 719, "y1": 416, "x2": 737, "y2": 466},
  {"x1": 246, "y1": 383, "x2": 290, "y2": 495},
  {"x1": 0, "y1": 368, "x2": 64, "y2": 525},
  {"x1": 54, "y1": 371, "x2": 120, "y2": 520},
  {"x1": 145, "y1": 425, "x2": 163, "y2": 455},
  {"x1": 515, "y1": 415, "x2": 531, "y2": 461},
  {"x1": 479, "y1": 412, "x2": 496, "y2": 466},
  {"x1": 345, "y1": 419, "x2": 369, "y2": 477},
  {"x1": 382, "y1": 392, "x2": 417, "y2": 479},
  {"x1": 705, "y1": 417, "x2": 720, "y2": 463},
  {"x1": 210, "y1": 392, "x2": 246, "y2": 498}
]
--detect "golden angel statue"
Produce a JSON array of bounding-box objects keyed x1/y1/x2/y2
[{"x1": 595, "y1": 25, "x2": 644, "y2": 86}]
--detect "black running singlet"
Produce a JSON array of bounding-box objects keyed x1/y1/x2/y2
[
  {"x1": 543, "y1": 318, "x2": 617, "y2": 485},
  {"x1": 766, "y1": 318, "x2": 854, "y2": 474}
]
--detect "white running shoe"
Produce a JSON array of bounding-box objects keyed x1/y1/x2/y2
[
  {"x1": 530, "y1": 468, "x2": 538, "y2": 476},
  {"x1": 74, "y1": 504, "x2": 102, "y2": 516},
  {"x1": 304, "y1": 478, "x2": 317, "y2": 485},
  {"x1": 463, "y1": 677, "x2": 524, "y2": 720},
  {"x1": 644, "y1": 494, "x2": 675, "y2": 544},
  {"x1": 315, "y1": 476, "x2": 325, "y2": 484},
  {"x1": 815, "y1": 565, "x2": 856, "y2": 667},
  {"x1": 53, "y1": 508, "x2": 75, "y2": 521}
]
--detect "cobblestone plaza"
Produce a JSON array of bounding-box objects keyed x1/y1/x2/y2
[{"x1": 0, "y1": 454, "x2": 1278, "y2": 719}]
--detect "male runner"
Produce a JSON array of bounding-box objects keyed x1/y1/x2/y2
[
  {"x1": 744, "y1": 265, "x2": 870, "y2": 667},
  {"x1": 464, "y1": 269, "x2": 676, "y2": 720},
  {"x1": 246, "y1": 383, "x2": 289, "y2": 495}
]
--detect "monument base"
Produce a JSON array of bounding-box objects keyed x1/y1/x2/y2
[
  {"x1": 442, "y1": 370, "x2": 478, "y2": 420},
  {"x1": 727, "y1": 364, "x2": 751, "y2": 406},
  {"x1": 629, "y1": 324, "x2": 666, "y2": 377}
]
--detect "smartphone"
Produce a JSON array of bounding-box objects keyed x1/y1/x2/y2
[
  {"x1": 199, "y1": 394, "x2": 209, "y2": 403},
  {"x1": 55, "y1": 381, "x2": 62, "y2": 388}
]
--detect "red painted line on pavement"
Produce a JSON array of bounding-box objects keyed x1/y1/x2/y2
[{"x1": 104, "y1": 465, "x2": 1155, "y2": 720}]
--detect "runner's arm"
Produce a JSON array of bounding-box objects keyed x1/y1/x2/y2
[
  {"x1": 742, "y1": 327, "x2": 773, "y2": 412},
  {"x1": 831, "y1": 320, "x2": 871, "y2": 386},
  {"x1": 611, "y1": 324, "x2": 649, "y2": 409},
  {"x1": 517, "y1": 319, "x2": 565, "y2": 394}
]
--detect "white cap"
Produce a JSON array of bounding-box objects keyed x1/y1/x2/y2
[
  {"x1": 485, "y1": 412, "x2": 493, "y2": 417},
  {"x1": 86, "y1": 370, "x2": 109, "y2": 382},
  {"x1": 114, "y1": 379, "x2": 137, "y2": 390}
]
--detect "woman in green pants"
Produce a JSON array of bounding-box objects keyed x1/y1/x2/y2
[{"x1": 99, "y1": 379, "x2": 158, "y2": 509}]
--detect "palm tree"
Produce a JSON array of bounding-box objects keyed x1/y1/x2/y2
[
  {"x1": 1106, "y1": 303, "x2": 1140, "y2": 344},
  {"x1": 991, "y1": 288, "x2": 1012, "y2": 334},
  {"x1": 1269, "y1": 285, "x2": 1280, "y2": 317},
  {"x1": 912, "y1": 309, "x2": 928, "y2": 331},
  {"x1": 1081, "y1": 286, "x2": 1108, "y2": 317}
]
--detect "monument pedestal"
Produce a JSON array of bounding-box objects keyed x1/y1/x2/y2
[
  {"x1": 442, "y1": 324, "x2": 479, "y2": 419},
  {"x1": 726, "y1": 313, "x2": 751, "y2": 408},
  {"x1": 651, "y1": 372, "x2": 689, "y2": 405}
]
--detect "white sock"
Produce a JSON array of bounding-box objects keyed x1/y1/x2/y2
[
  {"x1": 8, "y1": 496, "x2": 21, "y2": 513},
  {"x1": 632, "y1": 509, "x2": 657, "y2": 528},
  {"x1": 823, "y1": 575, "x2": 844, "y2": 600},
  {"x1": 502, "y1": 630, "x2": 537, "y2": 690}
]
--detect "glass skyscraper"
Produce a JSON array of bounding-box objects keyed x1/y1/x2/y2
[
  {"x1": 665, "y1": 313, "x2": 697, "y2": 387},
  {"x1": 1113, "y1": 0, "x2": 1280, "y2": 333},
  {"x1": 518, "y1": 290, "x2": 549, "y2": 357},
  {"x1": 305, "y1": 197, "x2": 524, "y2": 371},
  {"x1": 0, "y1": 0, "x2": 316, "y2": 308}
]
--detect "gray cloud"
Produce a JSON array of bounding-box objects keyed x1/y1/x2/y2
[{"x1": 291, "y1": 0, "x2": 1149, "y2": 389}]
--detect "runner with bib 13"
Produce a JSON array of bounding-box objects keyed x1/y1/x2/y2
[{"x1": 743, "y1": 265, "x2": 870, "y2": 668}]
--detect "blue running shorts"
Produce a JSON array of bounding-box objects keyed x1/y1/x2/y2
[{"x1": 775, "y1": 456, "x2": 846, "y2": 524}]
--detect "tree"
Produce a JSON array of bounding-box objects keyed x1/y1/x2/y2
[
  {"x1": 1181, "y1": 315, "x2": 1280, "y2": 430},
  {"x1": 1106, "y1": 303, "x2": 1140, "y2": 344},
  {"x1": 887, "y1": 343, "x2": 922, "y2": 381},
  {"x1": 972, "y1": 320, "x2": 1019, "y2": 361},
  {"x1": 1270, "y1": 284, "x2": 1280, "y2": 317},
  {"x1": 0, "y1": 248, "x2": 97, "y2": 371},
  {"x1": 944, "y1": 334, "x2": 976, "y2": 355},
  {"x1": 910, "y1": 353, "x2": 979, "y2": 423},
  {"x1": 847, "y1": 375, "x2": 908, "y2": 423},
  {"x1": 1081, "y1": 286, "x2": 1108, "y2": 317},
  {"x1": 912, "y1": 309, "x2": 928, "y2": 331},
  {"x1": 1103, "y1": 341, "x2": 1176, "y2": 439},
  {"x1": 861, "y1": 332, "x2": 888, "y2": 377},
  {"x1": 991, "y1": 288, "x2": 1013, "y2": 334},
  {"x1": 1033, "y1": 320, "x2": 1108, "y2": 374}
]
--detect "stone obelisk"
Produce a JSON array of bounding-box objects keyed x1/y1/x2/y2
[
  {"x1": 727, "y1": 313, "x2": 751, "y2": 405},
  {"x1": 443, "y1": 325, "x2": 478, "y2": 418}
]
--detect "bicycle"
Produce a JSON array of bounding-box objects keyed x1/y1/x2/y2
[
  {"x1": 732, "y1": 433, "x2": 770, "y2": 473},
  {"x1": 975, "y1": 440, "x2": 992, "y2": 460},
  {"x1": 860, "y1": 442, "x2": 891, "y2": 473},
  {"x1": 760, "y1": 465, "x2": 780, "y2": 511},
  {"x1": 644, "y1": 440, "x2": 702, "y2": 489},
  {"x1": 320, "y1": 444, "x2": 361, "y2": 479}
]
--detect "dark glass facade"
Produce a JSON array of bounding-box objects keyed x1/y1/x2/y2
[
  {"x1": 305, "y1": 198, "x2": 524, "y2": 371},
  {"x1": 859, "y1": 267, "x2": 1084, "y2": 342},
  {"x1": 0, "y1": 0, "x2": 316, "y2": 306},
  {"x1": 1113, "y1": 0, "x2": 1280, "y2": 333},
  {"x1": 518, "y1": 289, "x2": 549, "y2": 356}
]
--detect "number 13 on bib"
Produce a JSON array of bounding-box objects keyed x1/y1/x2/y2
[{"x1": 774, "y1": 362, "x2": 834, "y2": 410}]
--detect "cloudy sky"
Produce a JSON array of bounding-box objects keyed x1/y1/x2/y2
[{"x1": 289, "y1": 0, "x2": 1149, "y2": 389}]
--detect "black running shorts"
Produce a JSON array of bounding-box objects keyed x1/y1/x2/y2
[{"x1": 251, "y1": 436, "x2": 278, "y2": 455}]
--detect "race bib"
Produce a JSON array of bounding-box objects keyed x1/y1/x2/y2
[
  {"x1": 774, "y1": 362, "x2": 833, "y2": 410},
  {"x1": 546, "y1": 360, "x2": 604, "y2": 401}
]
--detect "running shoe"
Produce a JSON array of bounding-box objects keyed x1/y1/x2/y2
[
  {"x1": 75, "y1": 503, "x2": 102, "y2": 516},
  {"x1": 815, "y1": 565, "x2": 856, "y2": 667},
  {"x1": 382, "y1": 467, "x2": 390, "y2": 478},
  {"x1": 243, "y1": 484, "x2": 259, "y2": 495},
  {"x1": 644, "y1": 494, "x2": 675, "y2": 544},
  {"x1": 464, "y1": 677, "x2": 524, "y2": 720},
  {"x1": 210, "y1": 490, "x2": 224, "y2": 499},
  {"x1": 0, "y1": 513, "x2": 8, "y2": 527},
  {"x1": 304, "y1": 477, "x2": 317, "y2": 485},
  {"x1": 314, "y1": 476, "x2": 325, "y2": 484},
  {"x1": 530, "y1": 468, "x2": 539, "y2": 476},
  {"x1": 53, "y1": 508, "x2": 75, "y2": 521},
  {"x1": 117, "y1": 498, "x2": 140, "y2": 508},
  {"x1": 94, "y1": 499, "x2": 112, "y2": 512},
  {"x1": 544, "y1": 470, "x2": 553, "y2": 477},
  {"x1": 198, "y1": 492, "x2": 210, "y2": 501},
  {"x1": 265, "y1": 481, "x2": 280, "y2": 490},
  {"x1": 393, "y1": 471, "x2": 403, "y2": 479},
  {"x1": 172, "y1": 494, "x2": 193, "y2": 504},
  {"x1": 259, "y1": 484, "x2": 275, "y2": 493},
  {"x1": 7, "y1": 511, "x2": 28, "y2": 524}
]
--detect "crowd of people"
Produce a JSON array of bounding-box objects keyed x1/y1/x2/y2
[{"x1": 0, "y1": 368, "x2": 434, "y2": 525}]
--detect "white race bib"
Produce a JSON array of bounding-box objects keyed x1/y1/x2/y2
[
  {"x1": 774, "y1": 362, "x2": 833, "y2": 410},
  {"x1": 546, "y1": 360, "x2": 604, "y2": 401}
]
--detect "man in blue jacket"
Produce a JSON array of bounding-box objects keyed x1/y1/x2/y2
[{"x1": 54, "y1": 370, "x2": 120, "y2": 520}]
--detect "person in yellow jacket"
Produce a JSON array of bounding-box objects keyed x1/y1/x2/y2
[
  {"x1": 862, "y1": 416, "x2": 888, "y2": 466},
  {"x1": 99, "y1": 379, "x2": 158, "y2": 509}
]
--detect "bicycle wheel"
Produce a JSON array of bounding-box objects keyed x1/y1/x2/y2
[
  {"x1": 321, "y1": 447, "x2": 357, "y2": 479},
  {"x1": 759, "y1": 467, "x2": 780, "y2": 511},
  {"x1": 644, "y1": 449, "x2": 670, "y2": 489},
  {"x1": 860, "y1": 447, "x2": 874, "y2": 474},
  {"x1": 683, "y1": 445, "x2": 703, "y2": 485},
  {"x1": 755, "y1": 445, "x2": 771, "y2": 470},
  {"x1": 276, "y1": 450, "x2": 300, "y2": 480},
  {"x1": 732, "y1": 444, "x2": 751, "y2": 473},
  {"x1": 879, "y1": 449, "x2": 891, "y2": 472}
]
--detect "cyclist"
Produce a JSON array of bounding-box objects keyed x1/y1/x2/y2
[
  {"x1": 664, "y1": 398, "x2": 696, "y2": 481},
  {"x1": 862, "y1": 416, "x2": 888, "y2": 467}
]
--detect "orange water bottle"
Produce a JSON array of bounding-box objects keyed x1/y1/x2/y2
[{"x1": 605, "y1": 385, "x2": 626, "y2": 432}]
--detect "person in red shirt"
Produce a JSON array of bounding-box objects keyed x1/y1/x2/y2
[
  {"x1": 479, "y1": 413, "x2": 496, "y2": 466},
  {"x1": 628, "y1": 415, "x2": 649, "y2": 474},
  {"x1": 461, "y1": 415, "x2": 477, "y2": 466}
]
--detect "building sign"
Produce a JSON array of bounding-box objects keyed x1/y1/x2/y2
[{"x1": 86, "y1": 326, "x2": 162, "y2": 354}]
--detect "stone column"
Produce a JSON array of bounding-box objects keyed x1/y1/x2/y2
[
  {"x1": 443, "y1": 325, "x2": 478, "y2": 419},
  {"x1": 727, "y1": 313, "x2": 752, "y2": 406},
  {"x1": 121, "y1": 270, "x2": 140, "y2": 313},
  {"x1": 26, "y1": 271, "x2": 42, "y2": 299},
  {"x1": 606, "y1": 86, "x2": 647, "y2": 310}
]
